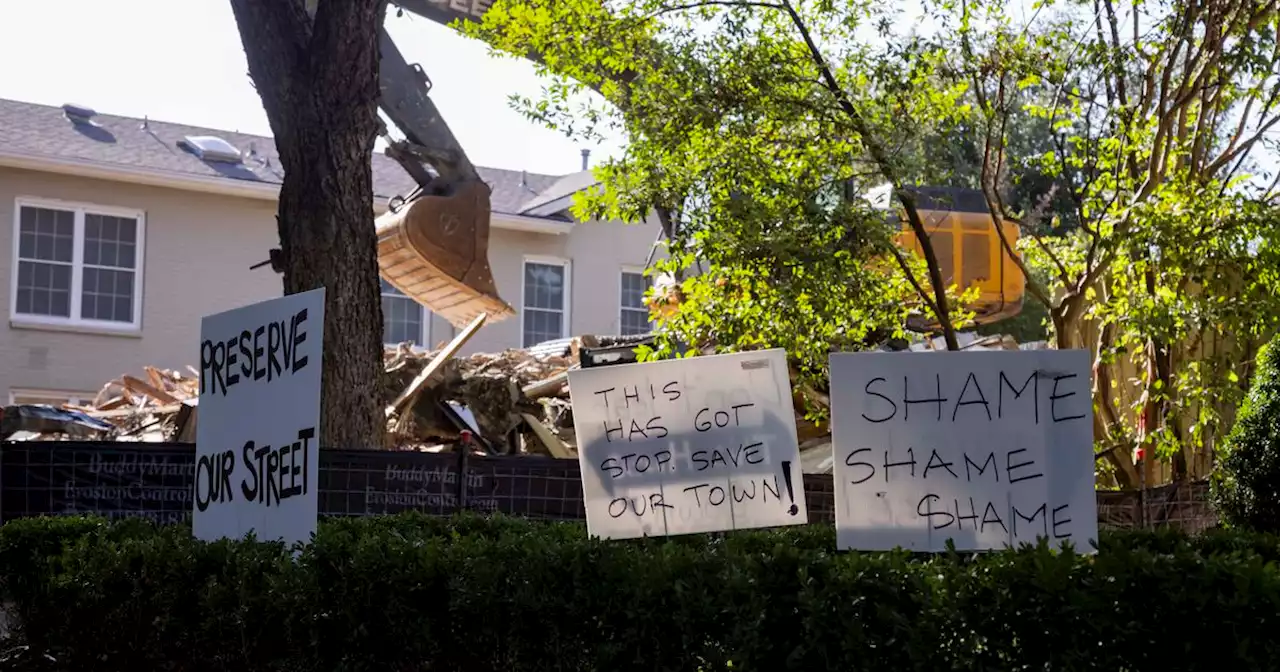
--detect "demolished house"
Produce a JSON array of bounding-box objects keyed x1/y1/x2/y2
[{"x1": 0, "y1": 324, "x2": 1034, "y2": 474}]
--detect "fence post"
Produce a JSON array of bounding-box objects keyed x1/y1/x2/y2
[
  {"x1": 456, "y1": 431, "x2": 471, "y2": 513},
  {"x1": 1138, "y1": 461, "x2": 1147, "y2": 529}
]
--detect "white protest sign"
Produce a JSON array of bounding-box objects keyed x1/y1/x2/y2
[
  {"x1": 568, "y1": 348, "x2": 807, "y2": 539},
  {"x1": 194, "y1": 288, "x2": 324, "y2": 547},
  {"x1": 829, "y1": 350, "x2": 1097, "y2": 552}
]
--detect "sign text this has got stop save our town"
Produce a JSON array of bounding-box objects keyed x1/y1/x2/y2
[{"x1": 569, "y1": 349, "x2": 808, "y2": 540}]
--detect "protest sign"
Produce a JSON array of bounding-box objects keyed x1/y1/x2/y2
[
  {"x1": 829, "y1": 350, "x2": 1097, "y2": 552},
  {"x1": 193, "y1": 288, "x2": 324, "y2": 547},
  {"x1": 568, "y1": 349, "x2": 807, "y2": 539}
]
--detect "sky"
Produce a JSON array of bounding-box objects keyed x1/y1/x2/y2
[
  {"x1": 0, "y1": 1, "x2": 1273, "y2": 185},
  {"x1": 0, "y1": 0, "x2": 622, "y2": 177}
]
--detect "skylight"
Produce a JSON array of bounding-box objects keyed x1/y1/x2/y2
[
  {"x1": 61, "y1": 103, "x2": 96, "y2": 124},
  {"x1": 179, "y1": 135, "x2": 243, "y2": 164}
]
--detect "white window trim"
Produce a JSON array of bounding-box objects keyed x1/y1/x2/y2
[
  {"x1": 520, "y1": 255, "x2": 572, "y2": 347},
  {"x1": 619, "y1": 264, "x2": 653, "y2": 335},
  {"x1": 8, "y1": 388, "x2": 95, "y2": 407},
  {"x1": 379, "y1": 281, "x2": 432, "y2": 350},
  {"x1": 10, "y1": 196, "x2": 146, "y2": 333}
]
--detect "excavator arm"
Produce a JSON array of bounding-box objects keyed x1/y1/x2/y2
[
  {"x1": 374, "y1": 0, "x2": 669, "y2": 329},
  {"x1": 373, "y1": 23, "x2": 511, "y2": 328}
]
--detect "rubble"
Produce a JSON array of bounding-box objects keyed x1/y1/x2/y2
[
  {"x1": 1, "y1": 329, "x2": 1026, "y2": 471},
  {"x1": 383, "y1": 345, "x2": 577, "y2": 453},
  {"x1": 1, "y1": 345, "x2": 582, "y2": 455}
]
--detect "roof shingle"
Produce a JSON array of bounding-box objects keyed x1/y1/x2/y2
[{"x1": 0, "y1": 97, "x2": 593, "y2": 216}]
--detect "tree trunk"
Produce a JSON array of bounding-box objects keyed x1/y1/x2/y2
[
  {"x1": 1094, "y1": 321, "x2": 1141, "y2": 488},
  {"x1": 900, "y1": 196, "x2": 960, "y2": 351},
  {"x1": 228, "y1": 0, "x2": 389, "y2": 449}
]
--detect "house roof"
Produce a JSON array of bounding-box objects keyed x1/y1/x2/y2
[
  {"x1": 0, "y1": 97, "x2": 596, "y2": 217},
  {"x1": 518, "y1": 170, "x2": 603, "y2": 218}
]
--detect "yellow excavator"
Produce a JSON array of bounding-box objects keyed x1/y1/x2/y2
[
  {"x1": 888, "y1": 186, "x2": 1026, "y2": 329},
  {"x1": 372, "y1": 1, "x2": 1024, "y2": 331}
]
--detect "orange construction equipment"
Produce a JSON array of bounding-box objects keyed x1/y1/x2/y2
[{"x1": 894, "y1": 187, "x2": 1025, "y2": 328}]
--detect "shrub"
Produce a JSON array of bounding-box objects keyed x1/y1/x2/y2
[
  {"x1": 1213, "y1": 335, "x2": 1280, "y2": 532},
  {"x1": 2, "y1": 513, "x2": 1280, "y2": 671}
]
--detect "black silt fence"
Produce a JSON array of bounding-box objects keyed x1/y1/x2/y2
[{"x1": 0, "y1": 441, "x2": 1209, "y2": 531}]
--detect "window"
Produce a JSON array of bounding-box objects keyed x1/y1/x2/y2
[
  {"x1": 381, "y1": 279, "x2": 430, "y2": 347},
  {"x1": 8, "y1": 389, "x2": 94, "y2": 407},
  {"x1": 522, "y1": 257, "x2": 570, "y2": 346},
  {"x1": 11, "y1": 199, "x2": 144, "y2": 330},
  {"x1": 619, "y1": 269, "x2": 652, "y2": 335}
]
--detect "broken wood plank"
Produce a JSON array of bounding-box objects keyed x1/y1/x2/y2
[
  {"x1": 97, "y1": 395, "x2": 129, "y2": 411},
  {"x1": 386, "y1": 312, "x2": 487, "y2": 417},
  {"x1": 144, "y1": 366, "x2": 166, "y2": 391},
  {"x1": 92, "y1": 381, "x2": 122, "y2": 408},
  {"x1": 522, "y1": 370, "x2": 570, "y2": 399},
  {"x1": 84, "y1": 404, "x2": 182, "y2": 419},
  {"x1": 121, "y1": 375, "x2": 180, "y2": 405},
  {"x1": 520, "y1": 413, "x2": 574, "y2": 459}
]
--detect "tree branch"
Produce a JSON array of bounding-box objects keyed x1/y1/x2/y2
[
  {"x1": 773, "y1": 0, "x2": 960, "y2": 348},
  {"x1": 1206, "y1": 114, "x2": 1280, "y2": 177},
  {"x1": 1263, "y1": 167, "x2": 1280, "y2": 203},
  {"x1": 886, "y1": 242, "x2": 942, "y2": 321},
  {"x1": 651, "y1": 0, "x2": 782, "y2": 17}
]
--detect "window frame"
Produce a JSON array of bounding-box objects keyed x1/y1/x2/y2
[
  {"x1": 618, "y1": 265, "x2": 653, "y2": 336},
  {"x1": 520, "y1": 255, "x2": 572, "y2": 347},
  {"x1": 10, "y1": 196, "x2": 147, "y2": 333},
  {"x1": 379, "y1": 279, "x2": 431, "y2": 350},
  {"x1": 8, "y1": 388, "x2": 95, "y2": 407}
]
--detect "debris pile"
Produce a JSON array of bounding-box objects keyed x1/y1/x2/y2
[
  {"x1": 383, "y1": 344, "x2": 578, "y2": 454},
  {"x1": 0, "y1": 343, "x2": 585, "y2": 456},
  {"x1": 1, "y1": 328, "x2": 1029, "y2": 471},
  {"x1": 40, "y1": 366, "x2": 199, "y2": 443}
]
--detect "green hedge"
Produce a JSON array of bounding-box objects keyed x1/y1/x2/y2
[
  {"x1": 1213, "y1": 334, "x2": 1280, "y2": 532},
  {"x1": 2, "y1": 514, "x2": 1279, "y2": 671}
]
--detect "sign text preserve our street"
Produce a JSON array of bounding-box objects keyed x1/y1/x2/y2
[
  {"x1": 829, "y1": 350, "x2": 1097, "y2": 552},
  {"x1": 568, "y1": 349, "x2": 807, "y2": 540},
  {"x1": 194, "y1": 288, "x2": 325, "y2": 547}
]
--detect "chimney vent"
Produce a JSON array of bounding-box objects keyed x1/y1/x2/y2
[
  {"x1": 61, "y1": 103, "x2": 96, "y2": 124},
  {"x1": 580, "y1": 148, "x2": 591, "y2": 170}
]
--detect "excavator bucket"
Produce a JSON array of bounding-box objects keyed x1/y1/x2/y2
[{"x1": 376, "y1": 180, "x2": 515, "y2": 327}]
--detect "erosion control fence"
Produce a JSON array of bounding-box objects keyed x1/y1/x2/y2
[{"x1": 0, "y1": 441, "x2": 1217, "y2": 531}]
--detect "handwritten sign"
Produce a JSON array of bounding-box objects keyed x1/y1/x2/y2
[
  {"x1": 193, "y1": 288, "x2": 324, "y2": 547},
  {"x1": 568, "y1": 349, "x2": 807, "y2": 539},
  {"x1": 829, "y1": 350, "x2": 1097, "y2": 552}
]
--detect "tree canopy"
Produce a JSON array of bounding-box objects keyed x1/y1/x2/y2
[{"x1": 466, "y1": 0, "x2": 1280, "y2": 486}]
